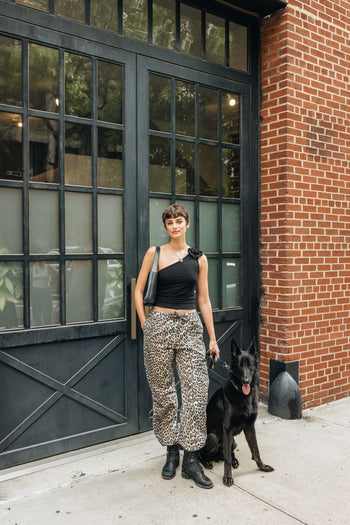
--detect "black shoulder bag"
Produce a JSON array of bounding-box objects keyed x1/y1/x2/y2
[{"x1": 143, "y1": 246, "x2": 160, "y2": 305}]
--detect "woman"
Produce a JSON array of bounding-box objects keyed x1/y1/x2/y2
[{"x1": 134, "y1": 204, "x2": 220, "y2": 489}]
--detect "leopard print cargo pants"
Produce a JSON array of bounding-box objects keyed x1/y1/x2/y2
[{"x1": 143, "y1": 310, "x2": 209, "y2": 452}]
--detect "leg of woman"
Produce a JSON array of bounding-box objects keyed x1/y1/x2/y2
[
  {"x1": 176, "y1": 346, "x2": 209, "y2": 451},
  {"x1": 175, "y1": 313, "x2": 213, "y2": 489},
  {"x1": 143, "y1": 313, "x2": 179, "y2": 447}
]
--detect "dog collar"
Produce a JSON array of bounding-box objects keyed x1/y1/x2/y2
[{"x1": 230, "y1": 379, "x2": 240, "y2": 391}]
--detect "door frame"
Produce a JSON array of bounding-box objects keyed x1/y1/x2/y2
[
  {"x1": 0, "y1": 24, "x2": 141, "y2": 468},
  {"x1": 136, "y1": 55, "x2": 260, "y2": 428}
]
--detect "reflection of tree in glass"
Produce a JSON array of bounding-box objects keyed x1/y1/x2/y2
[
  {"x1": 149, "y1": 138, "x2": 170, "y2": 167},
  {"x1": 222, "y1": 149, "x2": 240, "y2": 198},
  {"x1": 176, "y1": 81, "x2": 195, "y2": 137},
  {"x1": 222, "y1": 93, "x2": 240, "y2": 144},
  {"x1": 206, "y1": 17, "x2": 226, "y2": 65},
  {"x1": 175, "y1": 141, "x2": 195, "y2": 195},
  {"x1": 0, "y1": 259, "x2": 22, "y2": 312},
  {"x1": 0, "y1": 250, "x2": 23, "y2": 330},
  {"x1": 0, "y1": 36, "x2": 22, "y2": 106},
  {"x1": 29, "y1": 44, "x2": 59, "y2": 112},
  {"x1": 98, "y1": 61, "x2": 122, "y2": 123},
  {"x1": 180, "y1": 6, "x2": 202, "y2": 57},
  {"x1": 65, "y1": 53, "x2": 92, "y2": 118},
  {"x1": 0, "y1": 115, "x2": 22, "y2": 180},
  {"x1": 153, "y1": 0, "x2": 175, "y2": 49},
  {"x1": 149, "y1": 74, "x2": 171, "y2": 132},
  {"x1": 100, "y1": 260, "x2": 124, "y2": 319},
  {"x1": 90, "y1": 0, "x2": 118, "y2": 32},
  {"x1": 123, "y1": 0, "x2": 148, "y2": 41}
]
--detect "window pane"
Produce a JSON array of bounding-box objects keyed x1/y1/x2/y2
[
  {"x1": 153, "y1": 0, "x2": 175, "y2": 50},
  {"x1": 229, "y1": 22, "x2": 248, "y2": 71},
  {"x1": 176, "y1": 199, "x2": 195, "y2": 248},
  {"x1": 17, "y1": 0, "x2": 48, "y2": 10},
  {"x1": 0, "y1": 113, "x2": 22, "y2": 181},
  {"x1": 29, "y1": 117, "x2": 59, "y2": 183},
  {"x1": 149, "y1": 198, "x2": 171, "y2": 246},
  {"x1": 91, "y1": 0, "x2": 118, "y2": 32},
  {"x1": 222, "y1": 258, "x2": 240, "y2": 308},
  {"x1": 149, "y1": 136, "x2": 171, "y2": 193},
  {"x1": 149, "y1": 74, "x2": 171, "y2": 133},
  {"x1": 29, "y1": 190, "x2": 59, "y2": 254},
  {"x1": 0, "y1": 262, "x2": 23, "y2": 330},
  {"x1": 0, "y1": 188, "x2": 22, "y2": 254},
  {"x1": 65, "y1": 123, "x2": 92, "y2": 186},
  {"x1": 175, "y1": 140, "x2": 195, "y2": 195},
  {"x1": 30, "y1": 260, "x2": 60, "y2": 327},
  {"x1": 222, "y1": 203, "x2": 240, "y2": 252},
  {"x1": 65, "y1": 53, "x2": 92, "y2": 118},
  {"x1": 55, "y1": 0, "x2": 85, "y2": 22},
  {"x1": 206, "y1": 13, "x2": 225, "y2": 65},
  {"x1": 98, "y1": 60, "x2": 122, "y2": 123},
  {"x1": 29, "y1": 44, "x2": 59, "y2": 113},
  {"x1": 98, "y1": 259, "x2": 124, "y2": 320},
  {"x1": 98, "y1": 195, "x2": 123, "y2": 253},
  {"x1": 199, "y1": 144, "x2": 218, "y2": 197},
  {"x1": 176, "y1": 81, "x2": 195, "y2": 137},
  {"x1": 199, "y1": 201, "x2": 217, "y2": 253},
  {"x1": 66, "y1": 260, "x2": 93, "y2": 323},
  {"x1": 0, "y1": 36, "x2": 22, "y2": 107},
  {"x1": 123, "y1": 0, "x2": 148, "y2": 41},
  {"x1": 180, "y1": 4, "x2": 201, "y2": 58},
  {"x1": 221, "y1": 148, "x2": 240, "y2": 198},
  {"x1": 207, "y1": 258, "x2": 218, "y2": 309},
  {"x1": 98, "y1": 128, "x2": 123, "y2": 189},
  {"x1": 222, "y1": 93, "x2": 240, "y2": 144},
  {"x1": 199, "y1": 87, "x2": 218, "y2": 141},
  {"x1": 65, "y1": 192, "x2": 92, "y2": 253}
]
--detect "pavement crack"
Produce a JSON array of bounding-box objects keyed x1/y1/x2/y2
[{"x1": 235, "y1": 484, "x2": 308, "y2": 524}]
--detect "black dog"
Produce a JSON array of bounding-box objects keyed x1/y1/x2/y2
[{"x1": 200, "y1": 338, "x2": 274, "y2": 486}]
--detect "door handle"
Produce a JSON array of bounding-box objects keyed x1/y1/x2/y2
[{"x1": 131, "y1": 278, "x2": 137, "y2": 340}]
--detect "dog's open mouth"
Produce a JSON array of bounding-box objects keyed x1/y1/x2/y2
[{"x1": 242, "y1": 384, "x2": 251, "y2": 395}]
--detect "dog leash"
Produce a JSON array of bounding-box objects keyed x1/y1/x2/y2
[{"x1": 206, "y1": 349, "x2": 230, "y2": 371}]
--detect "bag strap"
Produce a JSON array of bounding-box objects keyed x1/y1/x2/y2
[{"x1": 151, "y1": 246, "x2": 160, "y2": 272}]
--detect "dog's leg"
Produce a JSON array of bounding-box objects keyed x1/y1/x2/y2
[
  {"x1": 231, "y1": 439, "x2": 239, "y2": 469},
  {"x1": 199, "y1": 433, "x2": 217, "y2": 469},
  {"x1": 223, "y1": 422, "x2": 234, "y2": 486},
  {"x1": 243, "y1": 425, "x2": 274, "y2": 472}
]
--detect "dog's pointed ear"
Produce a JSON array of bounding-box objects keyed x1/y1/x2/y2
[
  {"x1": 231, "y1": 338, "x2": 241, "y2": 356},
  {"x1": 247, "y1": 338, "x2": 257, "y2": 355}
]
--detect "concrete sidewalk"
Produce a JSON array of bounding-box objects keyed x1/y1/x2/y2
[{"x1": 1, "y1": 398, "x2": 349, "y2": 525}]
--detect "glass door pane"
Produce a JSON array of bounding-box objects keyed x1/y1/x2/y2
[{"x1": 145, "y1": 65, "x2": 243, "y2": 310}]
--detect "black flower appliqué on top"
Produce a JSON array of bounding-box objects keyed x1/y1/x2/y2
[{"x1": 188, "y1": 247, "x2": 203, "y2": 259}]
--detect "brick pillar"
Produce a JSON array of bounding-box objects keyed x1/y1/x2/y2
[{"x1": 259, "y1": 0, "x2": 350, "y2": 408}]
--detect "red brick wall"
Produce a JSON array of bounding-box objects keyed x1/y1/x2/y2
[{"x1": 259, "y1": 0, "x2": 350, "y2": 408}]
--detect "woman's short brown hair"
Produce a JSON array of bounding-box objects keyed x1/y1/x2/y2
[{"x1": 162, "y1": 204, "x2": 189, "y2": 225}]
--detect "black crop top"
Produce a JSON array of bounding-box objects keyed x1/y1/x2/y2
[{"x1": 154, "y1": 249, "x2": 201, "y2": 309}]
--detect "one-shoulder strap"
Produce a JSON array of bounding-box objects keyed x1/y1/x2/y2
[{"x1": 151, "y1": 246, "x2": 160, "y2": 272}]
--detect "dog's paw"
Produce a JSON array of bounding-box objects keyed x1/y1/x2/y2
[
  {"x1": 260, "y1": 464, "x2": 274, "y2": 472},
  {"x1": 223, "y1": 476, "x2": 234, "y2": 487},
  {"x1": 201, "y1": 459, "x2": 213, "y2": 470},
  {"x1": 232, "y1": 457, "x2": 239, "y2": 469}
]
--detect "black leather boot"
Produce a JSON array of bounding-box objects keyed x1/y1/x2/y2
[
  {"x1": 161, "y1": 445, "x2": 180, "y2": 480},
  {"x1": 182, "y1": 450, "x2": 213, "y2": 489}
]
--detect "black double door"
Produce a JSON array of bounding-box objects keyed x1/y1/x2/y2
[{"x1": 0, "y1": 41, "x2": 257, "y2": 468}]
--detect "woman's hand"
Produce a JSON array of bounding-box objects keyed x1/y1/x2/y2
[{"x1": 209, "y1": 339, "x2": 220, "y2": 360}]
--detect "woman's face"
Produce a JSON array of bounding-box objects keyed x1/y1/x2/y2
[{"x1": 164, "y1": 215, "x2": 189, "y2": 239}]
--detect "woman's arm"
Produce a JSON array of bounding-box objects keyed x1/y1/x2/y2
[
  {"x1": 134, "y1": 246, "x2": 157, "y2": 329},
  {"x1": 197, "y1": 254, "x2": 220, "y2": 359}
]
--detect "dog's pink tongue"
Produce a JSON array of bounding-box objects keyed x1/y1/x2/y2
[{"x1": 242, "y1": 384, "x2": 251, "y2": 395}]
